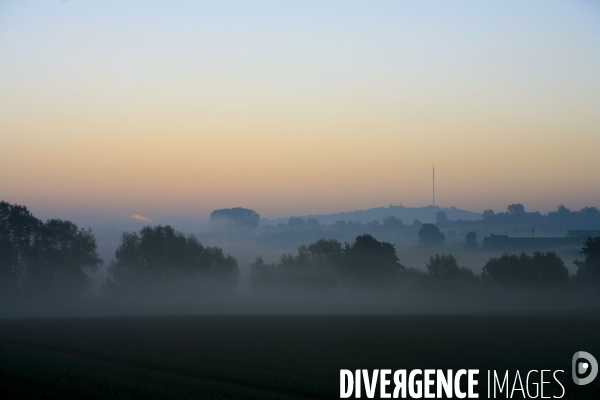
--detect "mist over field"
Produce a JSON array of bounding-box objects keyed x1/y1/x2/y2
[{"x1": 2, "y1": 200, "x2": 599, "y2": 320}]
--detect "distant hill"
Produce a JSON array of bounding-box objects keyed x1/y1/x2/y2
[{"x1": 261, "y1": 205, "x2": 481, "y2": 226}]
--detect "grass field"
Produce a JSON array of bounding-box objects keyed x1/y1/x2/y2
[{"x1": 1, "y1": 312, "x2": 600, "y2": 399}]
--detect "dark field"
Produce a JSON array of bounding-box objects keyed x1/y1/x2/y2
[{"x1": 1, "y1": 312, "x2": 600, "y2": 399}]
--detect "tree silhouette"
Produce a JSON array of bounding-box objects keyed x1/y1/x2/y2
[
  {"x1": 332, "y1": 220, "x2": 348, "y2": 229},
  {"x1": 418, "y1": 223, "x2": 445, "y2": 246},
  {"x1": 249, "y1": 256, "x2": 277, "y2": 288},
  {"x1": 0, "y1": 201, "x2": 41, "y2": 297},
  {"x1": 426, "y1": 254, "x2": 477, "y2": 282},
  {"x1": 307, "y1": 238, "x2": 344, "y2": 267},
  {"x1": 1, "y1": 201, "x2": 102, "y2": 298},
  {"x1": 482, "y1": 209, "x2": 495, "y2": 221},
  {"x1": 574, "y1": 237, "x2": 600, "y2": 284},
  {"x1": 344, "y1": 234, "x2": 404, "y2": 285},
  {"x1": 556, "y1": 204, "x2": 570, "y2": 215},
  {"x1": 249, "y1": 235, "x2": 404, "y2": 289},
  {"x1": 507, "y1": 203, "x2": 526, "y2": 218},
  {"x1": 27, "y1": 219, "x2": 102, "y2": 297},
  {"x1": 249, "y1": 238, "x2": 343, "y2": 289},
  {"x1": 580, "y1": 207, "x2": 600, "y2": 219},
  {"x1": 288, "y1": 217, "x2": 307, "y2": 228},
  {"x1": 465, "y1": 232, "x2": 478, "y2": 249},
  {"x1": 306, "y1": 218, "x2": 320, "y2": 227},
  {"x1": 481, "y1": 252, "x2": 568, "y2": 285},
  {"x1": 208, "y1": 208, "x2": 260, "y2": 232},
  {"x1": 106, "y1": 225, "x2": 238, "y2": 294},
  {"x1": 435, "y1": 211, "x2": 449, "y2": 225},
  {"x1": 382, "y1": 216, "x2": 403, "y2": 229},
  {"x1": 530, "y1": 252, "x2": 569, "y2": 284}
]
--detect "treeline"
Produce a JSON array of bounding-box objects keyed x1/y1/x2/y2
[
  {"x1": 259, "y1": 203, "x2": 600, "y2": 236},
  {"x1": 0, "y1": 201, "x2": 239, "y2": 299},
  {"x1": 0, "y1": 201, "x2": 102, "y2": 298},
  {"x1": 260, "y1": 215, "x2": 421, "y2": 238},
  {"x1": 249, "y1": 234, "x2": 600, "y2": 290},
  {"x1": 250, "y1": 235, "x2": 403, "y2": 288},
  {"x1": 480, "y1": 203, "x2": 600, "y2": 228},
  {"x1": 2, "y1": 200, "x2": 600, "y2": 300}
]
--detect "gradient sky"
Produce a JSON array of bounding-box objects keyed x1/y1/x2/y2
[{"x1": 1, "y1": 0, "x2": 599, "y2": 222}]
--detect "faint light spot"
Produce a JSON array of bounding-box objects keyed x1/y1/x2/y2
[{"x1": 130, "y1": 214, "x2": 152, "y2": 222}]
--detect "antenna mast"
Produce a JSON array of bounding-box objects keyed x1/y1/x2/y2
[{"x1": 433, "y1": 164, "x2": 435, "y2": 206}]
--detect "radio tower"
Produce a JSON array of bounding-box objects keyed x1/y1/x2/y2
[{"x1": 432, "y1": 165, "x2": 435, "y2": 206}]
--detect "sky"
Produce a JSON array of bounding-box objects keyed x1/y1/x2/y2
[{"x1": 1, "y1": 0, "x2": 599, "y2": 224}]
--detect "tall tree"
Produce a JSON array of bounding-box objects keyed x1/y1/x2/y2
[
  {"x1": 574, "y1": 237, "x2": 600, "y2": 284},
  {"x1": 507, "y1": 203, "x2": 526, "y2": 218},
  {"x1": 344, "y1": 234, "x2": 404, "y2": 285},
  {"x1": 418, "y1": 223, "x2": 445, "y2": 246},
  {"x1": 27, "y1": 219, "x2": 102, "y2": 297},
  {"x1": 0, "y1": 201, "x2": 41, "y2": 297}
]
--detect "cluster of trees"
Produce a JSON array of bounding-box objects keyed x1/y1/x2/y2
[
  {"x1": 105, "y1": 225, "x2": 238, "y2": 295},
  {"x1": 0, "y1": 201, "x2": 102, "y2": 298},
  {"x1": 425, "y1": 254, "x2": 478, "y2": 282},
  {"x1": 416, "y1": 223, "x2": 478, "y2": 249},
  {"x1": 208, "y1": 208, "x2": 260, "y2": 233},
  {"x1": 250, "y1": 234, "x2": 404, "y2": 288},
  {"x1": 481, "y1": 252, "x2": 569, "y2": 285},
  {"x1": 482, "y1": 203, "x2": 600, "y2": 228},
  {"x1": 1, "y1": 201, "x2": 240, "y2": 299},
  {"x1": 288, "y1": 217, "x2": 320, "y2": 228},
  {"x1": 250, "y1": 235, "x2": 600, "y2": 290},
  {"x1": 248, "y1": 235, "x2": 483, "y2": 290},
  {"x1": 262, "y1": 215, "x2": 421, "y2": 235},
  {"x1": 479, "y1": 239, "x2": 600, "y2": 286},
  {"x1": 4, "y1": 199, "x2": 600, "y2": 299},
  {"x1": 211, "y1": 204, "x2": 600, "y2": 242}
]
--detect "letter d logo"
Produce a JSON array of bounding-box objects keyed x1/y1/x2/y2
[{"x1": 572, "y1": 351, "x2": 598, "y2": 385}]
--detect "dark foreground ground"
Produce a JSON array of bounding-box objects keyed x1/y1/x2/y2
[{"x1": 1, "y1": 311, "x2": 599, "y2": 399}]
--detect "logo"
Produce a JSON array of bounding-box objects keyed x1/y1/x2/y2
[{"x1": 572, "y1": 351, "x2": 598, "y2": 386}]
